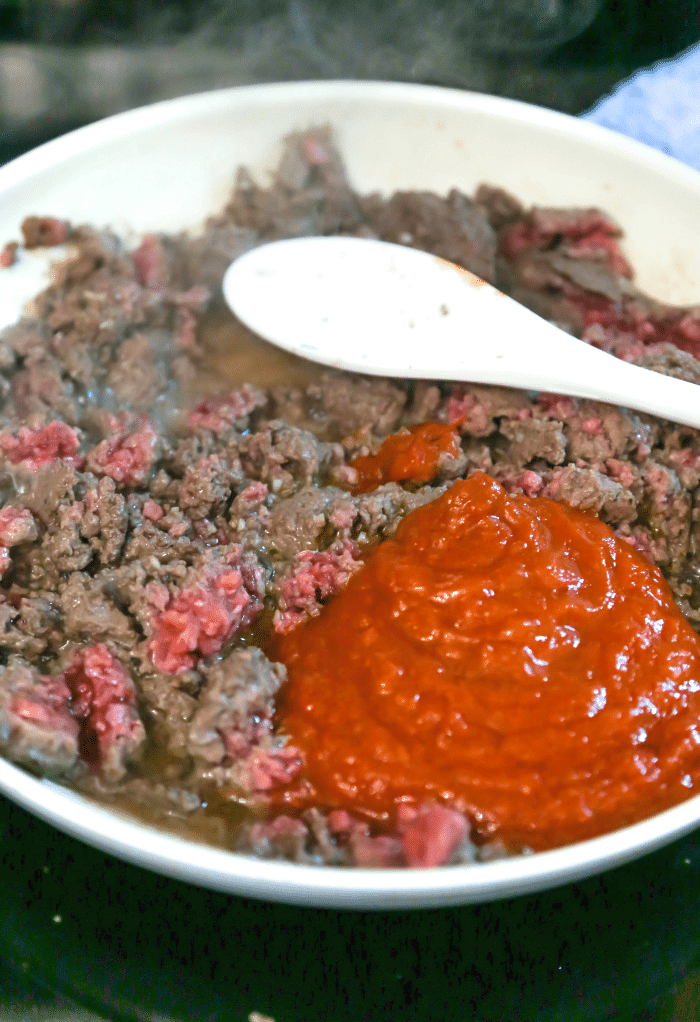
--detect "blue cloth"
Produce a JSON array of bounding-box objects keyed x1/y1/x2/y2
[{"x1": 582, "y1": 43, "x2": 700, "y2": 171}]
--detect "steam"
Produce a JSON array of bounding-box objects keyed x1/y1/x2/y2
[
  {"x1": 0, "y1": 0, "x2": 603, "y2": 135},
  {"x1": 13, "y1": 0, "x2": 599, "y2": 55}
]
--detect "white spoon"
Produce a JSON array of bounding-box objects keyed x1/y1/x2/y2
[{"x1": 223, "y1": 236, "x2": 700, "y2": 429}]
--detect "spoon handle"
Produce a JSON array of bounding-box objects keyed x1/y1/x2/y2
[
  {"x1": 451, "y1": 307, "x2": 700, "y2": 430},
  {"x1": 542, "y1": 342, "x2": 700, "y2": 430},
  {"x1": 224, "y1": 237, "x2": 700, "y2": 430}
]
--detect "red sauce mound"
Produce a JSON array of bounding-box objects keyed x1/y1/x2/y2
[
  {"x1": 349, "y1": 421, "x2": 460, "y2": 493},
  {"x1": 270, "y1": 472, "x2": 700, "y2": 851}
]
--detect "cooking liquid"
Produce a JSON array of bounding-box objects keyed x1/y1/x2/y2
[{"x1": 196, "y1": 310, "x2": 321, "y2": 393}]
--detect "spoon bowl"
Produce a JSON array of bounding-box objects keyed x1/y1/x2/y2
[{"x1": 224, "y1": 235, "x2": 700, "y2": 429}]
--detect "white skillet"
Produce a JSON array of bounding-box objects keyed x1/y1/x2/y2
[{"x1": 3, "y1": 82, "x2": 700, "y2": 908}]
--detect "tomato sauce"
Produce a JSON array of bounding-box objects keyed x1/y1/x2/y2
[
  {"x1": 269, "y1": 472, "x2": 700, "y2": 851},
  {"x1": 349, "y1": 421, "x2": 461, "y2": 493}
]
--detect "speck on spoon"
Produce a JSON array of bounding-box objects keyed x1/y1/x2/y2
[{"x1": 223, "y1": 236, "x2": 700, "y2": 429}]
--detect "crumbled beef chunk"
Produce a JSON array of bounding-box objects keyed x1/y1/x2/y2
[
  {"x1": 0, "y1": 593, "x2": 60, "y2": 658},
  {"x1": 398, "y1": 803, "x2": 470, "y2": 869},
  {"x1": 272, "y1": 540, "x2": 362, "y2": 632},
  {"x1": 347, "y1": 830, "x2": 405, "y2": 869},
  {"x1": 475, "y1": 184, "x2": 523, "y2": 230},
  {"x1": 0, "y1": 422, "x2": 82, "y2": 471},
  {"x1": 59, "y1": 643, "x2": 145, "y2": 782},
  {"x1": 245, "y1": 802, "x2": 476, "y2": 868},
  {"x1": 264, "y1": 486, "x2": 348, "y2": 560},
  {"x1": 642, "y1": 461, "x2": 692, "y2": 574},
  {"x1": 0, "y1": 505, "x2": 38, "y2": 548},
  {"x1": 149, "y1": 552, "x2": 263, "y2": 674},
  {"x1": 1, "y1": 242, "x2": 18, "y2": 268},
  {"x1": 21, "y1": 216, "x2": 69, "y2": 249},
  {"x1": 80, "y1": 478, "x2": 128, "y2": 566},
  {"x1": 24, "y1": 502, "x2": 93, "y2": 589},
  {"x1": 228, "y1": 126, "x2": 362, "y2": 238},
  {"x1": 13, "y1": 462, "x2": 82, "y2": 524},
  {"x1": 105, "y1": 333, "x2": 172, "y2": 412},
  {"x1": 187, "y1": 648, "x2": 285, "y2": 767},
  {"x1": 499, "y1": 418, "x2": 567, "y2": 466},
  {"x1": 0, "y1": 658, "x2": 80, "y2": 778},
  {"x1": 174, "y1": 221, "x2": 255, "y2": 293},
  {"x1": 546, "y1": 465, "x2": 637, "y2": 524},
  {"x1": 306, "y1": 372, "x2": 408, "y2": 439},
  {"x1": 402, "y1": 382, "x2": 443, "y2": 426},
  {"x1": 176, "y1": 455, "x2": 236, "y2": 522},
  {"x1": 632, "y1": 342, "x2": 700, "y2": 384},
  {"x1": 58, "y1": 572, "x2": 137, "y2": 650},
  {"x1": 132, "y1": 234, "x2": 172, "y2": 291},
  {"x1": 446, "y1": 383, "x2": 531, "y2": 436},
  {"x1": 86, "y1": 418, "x2": 160, "y2": 487},
  {"x1": 8, "y1": 353, "x2": 78, "y2": 426},
  {"x1": 563, "y1": 405, "x2": 641, "y2": 464},
  {"x1": 239, "y1": 421, "x2": 340, "y2": 496},
  {"x1": 359, "y1": 188, "x2": 497, "y2": 283},
  {"x1": 187, "y1": 386, "x2": 267, "y2": 433},
  {"x1": 350, "y1": 482, "x2": 448, "y2": 542},
  {"x1": 245, "y1": 815, "x2": 311, "y2": 863}
]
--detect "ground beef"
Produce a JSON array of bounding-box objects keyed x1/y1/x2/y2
[
  {"x1": 545, "y1": 465, "x2": 637, "y2": 523},
  {"x1": 0, "y1": 657, "x2": 80, "y2": 778},
  {"x1": 58, "y1": 572, "x2": 137, "y2": 650},
  {"x1": 80, "y1": 477, "x2": 128, "y2": 566},
  {"x1": 0, "y1": 421, "x2": 82, "y2": 471},
  {"x1": 0, "y1": 593, "x2": 60, "y2": 658},
  {"x1": 148, "y1": 552, "x2": 263, "y2": 674},
  {"x1": 59, "y1": 643, "x2": 145, "y2": 783},
  {"x1": 359, "y1": 188, "x2": 497, "y2": 283},
  {"x1": 186, "y1": 648, "x2": 295, "y2": 795},
  {"x1": 21, "y1": 216, "x2": 69, "y2": 249},
  {"x1": 499, "y1": 417, "x2": 567, "y2": 466},
  {"x1": 187, "y1": 386, "x2": 267, "y2": 433},
  {"x1": 2, "y1": 125, "x2": 700, "y2": 868},
  {"x1": 0, "y1": 241, "x2": 18, "y2": 268},
  {"x1": 272, "y1": 540, "x2": 363, "y2": 632}
]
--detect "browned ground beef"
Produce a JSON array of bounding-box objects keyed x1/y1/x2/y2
[{"x1": 2, "y1": 126, "x2": 700, "y2": 868}]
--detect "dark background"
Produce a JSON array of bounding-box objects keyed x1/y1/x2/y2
[{"x1": 0, "y1": 0, "x2": 699, "y2": 164}]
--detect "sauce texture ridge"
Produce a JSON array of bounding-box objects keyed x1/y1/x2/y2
[{"x1": 271, "y1": 472, "x2": 700, "y2": 851}]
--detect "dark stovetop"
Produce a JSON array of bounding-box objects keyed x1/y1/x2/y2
[{"x1": 2, "y1": 793, "x2": 700, "y2": 1022}]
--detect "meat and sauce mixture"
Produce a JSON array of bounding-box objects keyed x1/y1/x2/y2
[{"x1": 2, "y1": 128, "x2": 700, "y2": 869}]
